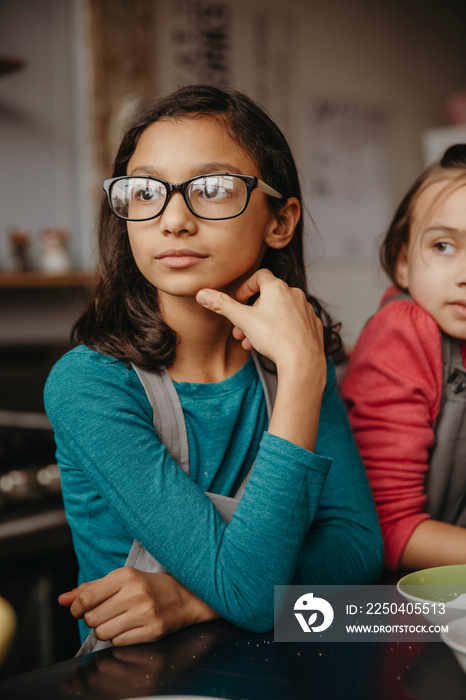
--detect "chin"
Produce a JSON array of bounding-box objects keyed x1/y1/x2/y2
[{"x1": 438, "y1": 322, "x2": 466, "y2": 341}]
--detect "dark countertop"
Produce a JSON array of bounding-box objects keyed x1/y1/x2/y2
[{"x1": 1, "y1": 617, "x2": 466, "y2": 700}]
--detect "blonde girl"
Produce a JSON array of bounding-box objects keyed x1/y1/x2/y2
[{"x1": 343, "y1": 144, "x2": 466, "y2": 571}]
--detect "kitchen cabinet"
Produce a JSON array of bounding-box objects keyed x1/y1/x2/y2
[
  {"x1": 0, "y1": 397, "x2": 80, "y2": 679},
  {"x1": 0, "y1": 273, "x2": 95, "y2": 350}
]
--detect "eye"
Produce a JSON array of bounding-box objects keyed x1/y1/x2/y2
[
  {"x1": 135, "y1": 187, "x2": 160, "y2": 202},
  {"x1": 203, "y1": 184, "x2": 223, "y2": 199},
  {"x1": 132, "y1": 180, "x2": 165, "y2": 203},
  {"x1": 138, "y1": 188, "x2": 154, "y2": 201},
  {"x1": 433, "y1": 241, "x2": 456, "y2": 254},
  {"x1": 192, "y1": 177, "x2": 233, "y2": 200}
]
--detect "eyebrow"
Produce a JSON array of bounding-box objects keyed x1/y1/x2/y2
[
  {"x1": 424, "y1": 225, "x2": 466, "y2": 236},
  {"x1": 128, "y1": 162, "x2": 245, "y2": 179}
]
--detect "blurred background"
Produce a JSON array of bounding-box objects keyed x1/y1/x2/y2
[{"x1": 1, "y1": 0, "x2": 466, "y2": 677}]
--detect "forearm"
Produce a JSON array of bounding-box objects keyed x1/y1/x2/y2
[
  {"x1": 268, "y1": 359, "x2": 325, "y2": 452},
  {"x1": 399, "y1": 519, "x2": 466, "y2": 570},
  {"x1": 294, "y1": 522, "x2": 383, "y2": 585},
  {"x1": 62, "y1": 427, "x2": 330, "y2": 631},
  {"x1": 198, "y1": 270, "x2": 327, "y2": 453},
  {"x1": 292, "y1": 360, "x2": 384, "y2": 585},
  {"x1": 201, "y1": 437, "x2": 330, "y2": 630}
]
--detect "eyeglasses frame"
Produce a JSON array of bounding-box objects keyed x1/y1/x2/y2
[{"x1": 102, "y1": 172, "x2": 285, "y2": 222}]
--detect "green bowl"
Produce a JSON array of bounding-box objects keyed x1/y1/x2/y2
[
  {"x1": 398, "y1": 565, "x2": 466, "y2": 623},
  {"x1": 398, "y1": 564, "x2": 466, "y2": 598},
  {"x1": 441, "y1": 617, "x2": 466, "y2": 674}
]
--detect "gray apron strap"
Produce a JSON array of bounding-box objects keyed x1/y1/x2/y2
[
  {"x1": 426, "y1": 334, "x2": 466, "y2": 524},
  {"x1": 380, "y1": 290, "x2": 411, "y2": 307},
  {"x1": 132, "y1": 364, "x2": 190, "y2": 474},
  {"x1": 77, "y1": 353, "x2": 277, "y2": 655}
]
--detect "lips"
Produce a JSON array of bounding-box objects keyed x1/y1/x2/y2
[
  {"x1": 157, "y1": 248, "x2": 206, "y2": 259},
  {"x1": 448, "y1": 301, "x2": 466, "y2": 318},
  {"x1": 156, "y1": 248, "x2": 208, "y2": 269}
]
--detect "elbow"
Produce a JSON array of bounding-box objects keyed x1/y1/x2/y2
[
  {"x1": 352, "y1": 531, "x2": 384, "y2": 584},
  {"x1": 359, "y1": 553, "x2": 384, "y2": 585},
  {"x1": 221, "y1": 588, "x2": 275, "y2": 634},
  {"x1": 325, "y1": 523, "x2": 384, "y2": 585},
  {"x1": 237, "y1": 616, "x2": 274, "y2": 634}
]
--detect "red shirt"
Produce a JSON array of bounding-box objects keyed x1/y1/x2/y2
[{"x1": 341, "y1": 288, "x2": 466, "y2": 569}]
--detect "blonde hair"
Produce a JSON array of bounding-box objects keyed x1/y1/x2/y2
[{"x1": 380, "y1": 144, "x2": 466, "y2": 287}]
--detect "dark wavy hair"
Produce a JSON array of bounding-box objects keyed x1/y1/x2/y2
[
  {"x1": 381, "y1": 144, "x2": 466, "y2": 287},
  {"x1": 72, "y1": 84, "x2": 341, "y2": 369}
]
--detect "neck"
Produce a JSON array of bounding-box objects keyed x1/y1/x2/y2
[{"x1": 159, "y1": 294, "x2": 250, "y2": 383}]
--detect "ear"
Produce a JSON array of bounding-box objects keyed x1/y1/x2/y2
[
  {"x1": 395, "y1": 244, "x2": 410, "y2": 289},
  {"x1": 265, "y1": 197, "x2": 301, "y2": 249}
]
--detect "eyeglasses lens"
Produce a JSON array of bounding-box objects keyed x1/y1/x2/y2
[
  {"x1": 187, "y1": 176, "x2": 246, "y2": 218},
  {"x1": 110, "y1": 175, "x2": 248, "y2": 220},
  {"x1": 110, "y1": 178, "x2": 167, "y2": 220}
]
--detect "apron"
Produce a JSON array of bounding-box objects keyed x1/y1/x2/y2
[
  {"x1": 426, "y1": 332, "x2": 466, "y2": 524},
  {"x1": 77, "y1": 352, "x2": 277, "y2": 655}
]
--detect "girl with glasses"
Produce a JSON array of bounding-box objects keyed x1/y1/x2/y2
[
  {"x1": 342, "y1": 145, "x2": 466, "y2": 572},
  {"x1": 44, "y1": 85, "x2": 382, "y2": 649}
]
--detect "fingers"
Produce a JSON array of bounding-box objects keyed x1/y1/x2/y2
[
  {"x1": 196, "y1": 288, "x2": 248, "y2": 329},
  {"x1": 93, "y1": 610, "x2": 164, "y2": 646},
  {"x1": 103, "y1": 617, "x2": 165, "y2": 647},
  {"x1": 58, "y1": 588, "x2": 80, "y2": 607},
  {"x1": 81, "y1": 569, "x2": 175, "y2": 645},
  {"x1": 196, "y1": 269, "x2": 278, "y2": 325},
  {"x1": 234, "y1": 268, "x2": 275, "y2": 302},
  {"x1": 197, "y1": 268, "x2": 324, "y2": 368},
  {"x1": 196, "y1": 269, "x2": 275, "y2": 310},
  {"x1": 196, "y1": 289, "x2": 256, "y2": 352},
  {"x1": 66, "y1": 569, "x2": 220, "y2": 647},
  {"x1": 232, "y1": 325, "x2": 253, "y2": 351},
  {"x1": 66, "y1": 569, "x2": 172, "y2": 644},
  {"x1": 68, "y1": 569, "x2": 127, "y2": 619}
]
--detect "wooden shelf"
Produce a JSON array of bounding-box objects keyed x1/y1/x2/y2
[
  {"x1": 0, "y1": 272, "x2": 96, "y2": 289},
  {"x1": 0, "y1": 56, "x2": 25, "y2": 77}
]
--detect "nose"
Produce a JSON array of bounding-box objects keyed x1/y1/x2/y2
[
  {"x1": 455, "y1": 254, "x2": 466, "y2": 286},
  {"x1": 159, "y1": 191, "x2": 197, "y2": 237}
]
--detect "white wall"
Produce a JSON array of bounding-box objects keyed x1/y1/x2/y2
[
  {"x1": 1, "y1": 0, "x2": 466, "y2": 347},
  {"x1": 152, "y1": 0, "x2": 466, "y2": 347},
  {"x1": 0, "y1": 0, "x2": 94, "y2": 272},
  {"x1": 295, "y1": 0, "x2": 466, "y2": 346}
]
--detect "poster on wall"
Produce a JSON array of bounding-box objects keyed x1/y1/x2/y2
[
  {"x1": 153, "y1": 0, "x2": 296, "y2": 133},
  {"x1": 300, "y1": 96, "x2": 393, "y2": 260}
]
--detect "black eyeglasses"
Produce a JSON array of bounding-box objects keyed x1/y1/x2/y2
[{"x1": 102, "y1": 173, "x2": 284, "y2": 222}]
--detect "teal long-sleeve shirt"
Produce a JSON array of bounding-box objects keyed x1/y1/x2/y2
[{"x1": 44, "y1": 345, "x2": 382, "y2": 638}]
